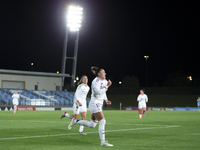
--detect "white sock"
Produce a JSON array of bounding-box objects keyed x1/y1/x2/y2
[
  {"x1": 139, "y1": 114, "x2": 142, "y2": 118},
  {"x1": 75, "y1": 119, "x2": 98, "y2": 128},
  {"x1": 65, "y1": 113, "x2": 70, "y2": 118},
  {"x1": 14, "y1": 106, "x2": 17, "y2": 112},
  {"x1": 99, "y1": 118, "x2": 106, "y2": 144},
  {"x1": 79, "y1": 125, "x2": 84, "y2": 133}
]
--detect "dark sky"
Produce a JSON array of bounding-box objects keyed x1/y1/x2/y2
[{"x1": 0, "y1": 0, "x2": 200, "y2": 87}]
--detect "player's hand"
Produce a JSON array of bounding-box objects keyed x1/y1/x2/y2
[
  {"x1": 107, "y1": 80, "x2": 112, "y2": 87},
  {"x1": 106, "y1": 100, "x2": 112, "y2": 105},
  {"x1": 79, "y1": 102, "x2": 82, "y2": 106}
]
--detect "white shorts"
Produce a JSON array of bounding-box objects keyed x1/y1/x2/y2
[
  {"x1": 89, "y1": 101, "x2": 102, "y2": 114},
  {"x1": 138, "y1": 102, "x2": 146, "y2": 109},
  {"x1": 13, "y1": 100, "x2": 19, "y2": 105},
  {"x1": 73, "y1": 102, "x2": 87, "y2": 114}
]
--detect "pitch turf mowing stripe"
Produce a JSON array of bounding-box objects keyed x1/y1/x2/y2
[
  {"x1": 0, "y1": 120, "x2": 176, "y2": 127},
  {"x1": 0, "y1": 125, "x2": 180, "y2": 140}
]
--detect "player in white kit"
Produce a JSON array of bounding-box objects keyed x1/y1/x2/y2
[
  {"x1": 60, "y1": 75, "x2": 90, "y2": 135},
  {"x1": 137, "y1": 89, "x2": 148, "y2": 119},
  {"x1": 12, "y1": 91, "x2": 20, "y2": 114},
  {"x1": 67, "y1": 66, "x2": 113, "y2": 146}
]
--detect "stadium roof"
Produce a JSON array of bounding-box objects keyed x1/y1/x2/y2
[{"x1": 0, "y1": 69, "x2": 70, "y2": 77}]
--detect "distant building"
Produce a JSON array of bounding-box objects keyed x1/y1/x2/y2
[{"x1": 0, "y1": 69, "x2": 69, "y2": 91}]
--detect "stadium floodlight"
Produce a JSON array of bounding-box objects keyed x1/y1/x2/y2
[
  {"x1": 187, "y1": 76, "x2": 192, "y2": 81},
  {"x1": 61, "y1": 5, "x2": 83, "y2": 88},
  {"x1": 67, "y1": 6, "x2": 83, "y2": 31}
]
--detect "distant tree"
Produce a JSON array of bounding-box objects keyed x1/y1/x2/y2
[
  {"x1": 153, "y1": 81, "x2": 159, "y2": 87},
  {"x1": 122, "y1": 75, "x2": 140, "y2": 87},
  {"x1": 163, "y1": 71, "x2": 187, "y2": 87},
  {"x1": 171, "y1": 77, "x2": 188, "y2": 87},
  {"x1": 193, "y1": 78, "x2": 200, "y2": 86}
]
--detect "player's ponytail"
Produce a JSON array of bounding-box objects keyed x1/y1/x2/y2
[
  {"x1": 77, "y1": 75, "x2": 87, "y2": 85},
  {"x1": 91, "y1": 66, "x2": 102, "y2": 76}
]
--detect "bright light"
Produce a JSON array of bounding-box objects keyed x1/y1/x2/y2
[
  {"x1": 144, "y1": 56, "x2": 149, "y2": 59},
  {"x1": 31, "y1": 63, "x2": 33, "y2": 66},
  {"x1": 76, "y1": 76, "x2": 79, "y2": 80},
  {"x1": 74, "y1": 80, "x2": 76, "y2": 83},
  {"x1": 67, "y1": 6, "x2": 83, "y2": 31},
  {"x1": 57, "y1": 71, "x2": 59, "y2": 74},
  {"x1": 187, "y1": 76, "x2": 192, "y2": 81},
  {"x1": 119, "y1": 81, "x2": 122, "y2": 84}
]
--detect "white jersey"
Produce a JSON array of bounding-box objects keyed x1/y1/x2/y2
[
  {"x1": 90, "y1": 77, "x2": 108, "y2": 105},
  {"x1": 73, "y1": 83, "x2": 90, "y2": 104},
  {"x1": 12, "y1": 94, "x2": 20, "y2": 105},
  {"x1": 137, "y1": 94, "x2": 148, "y2": 104}
]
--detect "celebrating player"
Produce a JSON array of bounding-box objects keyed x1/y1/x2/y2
[
  {"x1": 137, "y1": 89, "x2": 148, "y2": 119},
  {"x1": 60, "y1": 75, "x2": 90, "y2": 135},
  {"x1": 67, "y1": 66, "x2": 113, "y2": 146},
  {"x1": 12, "y1": 90, "x2": 20, "y2": 114}
]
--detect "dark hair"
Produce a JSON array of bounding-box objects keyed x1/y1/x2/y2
[
  {"x1": 141, "y1": 89, "x2": 145, "y2": 92},
  {"x1": 77, "y1": 75, "x2": 87, "y2": 85},
  {"x1": 91, "y1": 66, "x2": 102, "y2": 76}
]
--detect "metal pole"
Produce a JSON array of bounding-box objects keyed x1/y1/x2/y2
[
  {"x1": 71, "y1": 31, "x2": 80, "y2": 87},
  {"x1": 61, "y1": 29, "x2": 69, "y2": 87},
  {"x1": 146, "y1": 58, "x2": 148, "y2": 87}
]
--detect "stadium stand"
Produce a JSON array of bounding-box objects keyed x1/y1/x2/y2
[{"x1": 0, "y1": 89, "x2": 90, "y2": 106}]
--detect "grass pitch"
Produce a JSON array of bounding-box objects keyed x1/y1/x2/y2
[{"x1": 0, "y1": 110, "x2": 199, "y2": 150}]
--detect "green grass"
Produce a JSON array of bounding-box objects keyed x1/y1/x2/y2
[{"x1": 0, "y1": 110, "x2": 200, "y2": 150}]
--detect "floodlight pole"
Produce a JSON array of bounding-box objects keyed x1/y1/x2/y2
[
  {"x1": 145, "y1": 58, "x2": 148, "y2": 87},
  {"x1": 71, "y1": 31, "x2": 80, "y2": 87},
  {"x1": 61, "y1": 28, "x2": 69, "y2": 87}
]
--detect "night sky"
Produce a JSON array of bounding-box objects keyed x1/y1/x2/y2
[{"x1": 0, "y1": 0, "x2": 200, "y2": 87}]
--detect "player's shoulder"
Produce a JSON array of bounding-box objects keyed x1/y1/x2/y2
[
  {"x1": 77, "y1": 83, "x2": 84, "y2": 88},
  {"x1": 92, "y1": 77, "x2": 100, "y2": 84}
]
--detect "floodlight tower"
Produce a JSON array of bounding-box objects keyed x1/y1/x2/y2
[
  {"x1": 144, "y1": 56, "x2": 149, "y2": 87},
  {"x1": 61, "y1": 6, "x2": 83, "y2": 88}
]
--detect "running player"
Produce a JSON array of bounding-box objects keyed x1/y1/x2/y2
[
  {"x1": 137, "y1": 89, "x2": 148, "y2": 119},
  {"x1": 12, "y1": 91, "x2": 20, "y2": 114},
  {"x1": 60, "y1": 75, "x2": 90, "y2": 135},
  {"x1": 67, "y1": 66, "x2": 113, "y2": 146}
]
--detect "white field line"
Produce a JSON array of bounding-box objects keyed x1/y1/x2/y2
[
  {"x1": 0, "y1": 125, "x2": 180, "y2": 140},
  {"x1": 0, "y1": 120, "x2": 176, "y2": 127},
  {"x1": 184, "y1": 133, "x2": 200, "y2": 136}
]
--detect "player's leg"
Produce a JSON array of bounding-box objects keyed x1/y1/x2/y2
[
  {"x1": 69, "y1": 114, "x2": 98, "y2": 129},
  {"x1": 60, "y1": 111, "x2": 74, "y2": 119},
  {"x1": 13, "y1": 104, "x2": 17, "y2": 114},
  {"x1": 143, "y1": 107, "x2": 146, "y2": 116},
  {"x1": 79, "y1": 111, "x2": 87, "y2": 135},
  {"x1": 138, "y1": 103, "x2": 142, "y2": 119},
  {"x1": 142, "y1": 103, "x2": 147, "y2": 116},
  {"x1": 92, "y1": 111, "x2": 113, "y2": 146}
]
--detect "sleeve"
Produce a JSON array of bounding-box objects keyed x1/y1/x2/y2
[
  {"x1": 145, "y1": 95, "x2": 148, "y2": 102},
  {"x1": 92, "y1": 80, "x2": 108, "y2": 96},
  {"x1": 12, "y1": 94, "x2": 14, "y2": 98},
  {"x1": 137, "y1": 95, "x2": 140, "y2": 101},
  {"x1": 74, "y1": 85, "x2": 82, "y2": 102}
]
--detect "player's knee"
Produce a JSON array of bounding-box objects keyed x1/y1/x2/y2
[
  {"x1": 99, "y1": 118, "x2": 106, "y2": 126},
  {"x1": 81, "y1": 116, "x2": 86, "y2": 120},
  {"x1": 90, "y1": 120, "x2": 98, "y2": 128}
]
